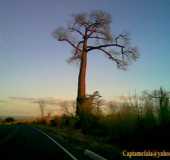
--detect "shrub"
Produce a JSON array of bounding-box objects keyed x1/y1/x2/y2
[{"x1": 5, "y1": 117, "x2": 15, "y2": 123}]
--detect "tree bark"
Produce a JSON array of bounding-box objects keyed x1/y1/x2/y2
[{"x1": 76, "y1": 32, "x2": 88, "y2": 115}]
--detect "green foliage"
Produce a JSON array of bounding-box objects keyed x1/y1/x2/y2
[
  {"x1": 60, "y1": 115, "x2": 78, "y2": 128},
  {"x1": 144, "y1": 87, "x2": 170, "y2": 125},
  {"x1": 142, "y1": 101, "x2": 156, "y2": 129}
]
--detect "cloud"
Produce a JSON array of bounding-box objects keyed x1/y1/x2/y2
[
  {"x1": 9, "y1": 97, "x2": 65, "y2": 105},
  {"x1": 9, "y1": 97, "x2": 36, "y2": 101}
]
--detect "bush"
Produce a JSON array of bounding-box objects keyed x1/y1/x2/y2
[{"x1": 5, "y1": 117, "x2": 15, "y2": 123}]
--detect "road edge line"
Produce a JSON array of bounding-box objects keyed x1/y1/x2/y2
[
  {"x1": 33, "y1": 127, "x2": 79, "y2": 160},
  {"x1": 84, "y1": 149, "x2": 108, "y2": 160}
]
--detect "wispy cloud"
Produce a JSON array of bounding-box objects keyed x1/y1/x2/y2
[{"x1": 9, "y1": 97, "x2": 68, "y2": 105}]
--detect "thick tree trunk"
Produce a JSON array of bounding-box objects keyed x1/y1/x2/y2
[
  {"x1": 77, "y1": 46, "x2": 87, "y2": 97},
  {"x1": 76, "y1": 35, "x2": 88, "y2": 115}
]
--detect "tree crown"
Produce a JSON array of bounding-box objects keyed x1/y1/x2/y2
[{"x1": 53, "y1": 10, "x2": 139, "y2": 70}]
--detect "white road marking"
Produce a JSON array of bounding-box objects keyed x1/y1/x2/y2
[
  {"x1": 84, "y1": 149, "x2": 107, "y2": 160},
  {"x1": 33, "y1": 127, "x2": 79, "y2": 160}
]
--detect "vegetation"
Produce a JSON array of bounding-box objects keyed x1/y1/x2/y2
[
  {"x1": 1, "y1": 88, "x2": 170, "y2": 159},
  {"x1": 4, "y1": 117, "x2": 15, "y2": 123},
  {"x1": 27, "y1": 87, "x2": 170, "y2": 159}
]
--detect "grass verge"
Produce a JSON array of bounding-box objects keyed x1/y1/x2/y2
[{"x1": 33, "y1": 124, "x2": 121, "y2": 160}]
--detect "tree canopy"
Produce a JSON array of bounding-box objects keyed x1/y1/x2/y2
[{"x1": 53, "y1": 10, "x2": 139, "y2": 70}]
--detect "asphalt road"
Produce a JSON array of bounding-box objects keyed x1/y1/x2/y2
[{"x1": 0, "y1": 125, "x2": 77, "y2": 160}]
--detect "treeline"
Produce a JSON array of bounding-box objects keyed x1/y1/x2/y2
[
  {"x1": 36, "y1": 88, "x2": 170, "y2": 149},
  {"x1": 0, "y1": 117, "x2": 15, "y2": 123}
]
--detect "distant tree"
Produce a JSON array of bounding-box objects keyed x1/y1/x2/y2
[
  {"x1": 5, "y1": 117, "x2": 15, "y2": 123},
  {"x1": 143, "y1": 99, "x2": 156, "y2": 128},
  {"x1": 59, "y1": 100, "x2": 76, "y2": 116},
  {"x1": 33, "y1": 99, "x2": 58, "y2": 119},
  {"x1": 144, "y1": 87, "x2": 170, "y2": 125},
  {"x1": 53, "y1": 10, "x2": 139, "y2": 116},
  {"x1": 107, "y1": 101, "x2": 119, "y2": 113},
  {"x1": 33, "y1": 100, "x2": 46, "y2": 119}
]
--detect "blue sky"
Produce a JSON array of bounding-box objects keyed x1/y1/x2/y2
[{"x1": 0, "y1": 0, "x2": 170, "y2": 116}]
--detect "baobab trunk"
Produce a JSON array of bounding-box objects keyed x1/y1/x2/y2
[{"x1": 76, "y1": 36, "x2": 88, "y2": 115}]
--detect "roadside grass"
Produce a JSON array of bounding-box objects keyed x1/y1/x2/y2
[{"x1": 33, "y1": 124, "x2": 121, "y2": 160}]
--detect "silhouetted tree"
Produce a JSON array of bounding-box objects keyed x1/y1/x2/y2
[
  {"x1": 9, "y1": 97, "x2": 59, "y2": 119},
  {"x1": 53, "y1": 10, "x2": 139, "y2": 115},
  {"x1": 5, "y1": 117, "x2": 15, "y2": 123},
  {"x1": 33, "y1": 100, "x2": 46, "y2": 119},
  {"x1": 143, "y1": 99, "x2": 156, "y2": 128},
  {"x1": 33, "y1": 99, "x2": 59, "y2": 119},
  {"x1": 59, "y1": 100, "x2": 76, "y2": 116},
  {"x1": 144, "y1": 87, "x2": 170, "y2": 125}
]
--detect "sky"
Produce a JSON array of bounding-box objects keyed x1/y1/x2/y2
[{"x1": 0, "y1": 0, "x2": 170, "y2": 116}]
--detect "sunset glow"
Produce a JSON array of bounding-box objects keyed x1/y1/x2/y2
[{"x1": 0, "y1": 0, "x2": 170, "y2": 117}]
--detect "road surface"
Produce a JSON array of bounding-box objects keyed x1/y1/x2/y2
[{"x1": 0, "y1": 125, "x2": 77, "y2": 160}]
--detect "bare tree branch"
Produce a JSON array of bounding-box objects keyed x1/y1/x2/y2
[
  {"x1": 67, "y1": 40, "x2": 84, "y2": 63},
  {"x1": 75, "y1": 40, "x2": 84, "y2": 53},
  {"x1": 87, "y1": 22, "x2": 101, "y2": 30},
  {"x1": 87, "y1": 43, "x2": 124, "y2": 52},
  {"x1": 59, "y1": 38, "x2": 82, "y2": 52},
  {"x1": 68, "y1": 27, "x2": 84, "y2": 37},
  {"x1": 97, "y1": 48, "x2": 127, "y2": 69},
  {"x1": 97, "y1": 48, "x2": 119, "y2": 61},
  {"x1": 88, "y1": 36, "x2": 108, "y2": 41}
]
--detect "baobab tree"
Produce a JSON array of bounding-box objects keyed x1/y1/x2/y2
[{"x1": 53, "y1": 10, "x2": 139, "y2": 115}]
